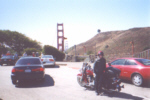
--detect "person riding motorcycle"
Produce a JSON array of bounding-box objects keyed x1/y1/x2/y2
[{"x1": 93, "y1": 51, "x2": 106, "y2": 95}]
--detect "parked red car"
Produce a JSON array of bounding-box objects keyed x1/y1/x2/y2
[{"x1": 107, "y1": 58, "x2": 150, "y2": 86}]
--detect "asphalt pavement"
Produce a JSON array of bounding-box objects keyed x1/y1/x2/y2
[{"x1": 0, "y1": 62, "x2": 150, "y2": 100}]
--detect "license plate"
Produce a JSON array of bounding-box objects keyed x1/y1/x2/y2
[{"x1": 25, "y1": 69, "x2": 31, "y2": 73}]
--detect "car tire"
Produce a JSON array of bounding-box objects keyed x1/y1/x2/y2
[
  {"x1": 12, "y1": 80, "x2": 17, "y2": 85},
  {"x1": 132, "y1": 74, "x2": 143, "y2": 86}
]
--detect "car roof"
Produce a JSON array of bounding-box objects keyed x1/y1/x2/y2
[
  {"x1": 20, "y1": 56, "x2": 40, "y2": 59},
  {"x1": 2, "y1": 55, "x2": 14, "y2": 57},
  {"x1": 115, "y1": 58, "x2": 145, "y2": 60},
  {"x1": 43, "y1": 55, "x2": 53, "y2": 56}
]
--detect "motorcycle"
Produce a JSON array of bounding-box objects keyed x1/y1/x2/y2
[{"x1": 77, "y1": 62, "x2": 124, "y2": 92}]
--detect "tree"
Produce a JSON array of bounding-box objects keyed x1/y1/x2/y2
[
  {"x1": 24, "y1": 48, "x2": 38, "y2": 55},
  {"x1": 43, "y1": 45, "x2": 65, "y2": 61},
  {"x1": 0, "y1": 45, "x2": 8, "y2": 57},
  {"x1": 0, "y1": 30, "x2": 42, "y2": 55}
]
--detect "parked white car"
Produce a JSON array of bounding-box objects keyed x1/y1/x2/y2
[{"x1": 41, "y1": 55, "x2": 55, "y2": 67}]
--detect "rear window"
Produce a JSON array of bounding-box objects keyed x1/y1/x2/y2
[
  {"x1": 135, "y1": 59, "x2": 150, "y2": 65},
  {"x1": 42, "y1": 55, "x2": 53, "y2": 58},
  {"x1": 16, "y1": 58, "x2": 41, "y2": 65},
  {"x1": 125, "y1": 60, "x2": 137, "y2": 65}
]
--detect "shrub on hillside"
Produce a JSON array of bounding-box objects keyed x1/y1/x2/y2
[
  {"x1": 143, "y1": 46, "x2": 150, "y2": 51},
  {"x1": 24, "y1": 48, "x2": 38, "y2": 55},
  {"x1": 87, "y1": 50, "x2": 93, "y2": 55},
  {"x1": 43, "y1": 45, "x2": 65, "y2": 61}
]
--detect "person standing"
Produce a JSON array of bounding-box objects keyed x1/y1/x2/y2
[
  {"x1": 14, "y1": 52, "x2": 18, "y2": 59},
  {"x1": 40, "y1": 52, "x2": 43, "y2": 57},
  {"x1": 36, "y1": 52, "x2": 39, "y2": 57},
  {"x1": 1, "y1": 53, "x2": 5, "y2": 58},
  {"x1": 6, "y1": 51, "x2": 11, "y2": 55},
  {"x1": 23, "y1": 52, "x2": 27, "y2": 56},
  {"x1": 32, "y1": 52, "x2": 35, "y2": 57},
  {"x1": 93, "y1": 51, "x2": 106, "y2": 95}
]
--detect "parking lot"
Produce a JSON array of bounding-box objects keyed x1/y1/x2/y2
[{"x1": 0, "y1": 62, "x2": 150, "y2": 100}]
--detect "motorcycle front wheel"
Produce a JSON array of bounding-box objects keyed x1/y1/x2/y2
[{"x1": 77, "y1": 76, "x2": 85, "y2": 87}]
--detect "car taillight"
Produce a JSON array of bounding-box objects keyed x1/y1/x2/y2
[
  {"x1": 32, "y1": 67, "x2": 44, "y2": 72},
  {"x1": 41, "y1": 59, "x2": 43, "y2": 61},
  {"x1": 49, "y1": 59, "x2": 54, "y2": 61},
  {"x1": 12, "y1": 68, "x2": 16, "y2": 73},
  {"x1": 9, "y1": 59, "x2": 11, "y2": 61},
  {"x1": 16, "y1": 69, "x2": 24, "y2": 72},
  {"x1": 40, "y1": 67, "x2": 44, "y2": 71},
  {"x1": 12, "y1": 68, "x2": 24, "y2": 73},
  {"x1": 0, "y1": 59, "x2": 1, "y2": 61},
  {"x1": 32, "y1": 68, "x2": 40, "y2": 71}
]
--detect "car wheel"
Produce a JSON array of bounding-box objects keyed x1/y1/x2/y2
[
  {"x1": 132, "y1": 74, "x2": 143, "y2": 86},
  {"x1": 12, "y1": 80, "x2": 17, "y2": 85}
]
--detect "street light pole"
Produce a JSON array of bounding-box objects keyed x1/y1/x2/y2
[
  {"x1": 130, "y1": 40, "x2": 134, "y2": 57},
  {"x1": 74, "y1": 45, "x2": 76, "y2": 56},
  {"x1": 95, "y1": 43, "x2": 96, "y2": 56}
]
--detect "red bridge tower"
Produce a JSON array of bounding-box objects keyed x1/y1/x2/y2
[{"x1": 57, "y1": 23, "x2": 67, "y2": 52}]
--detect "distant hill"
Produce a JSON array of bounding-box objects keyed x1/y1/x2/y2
[{"x1": 67, "y1": 27, "x2": 150, "y2": 61}]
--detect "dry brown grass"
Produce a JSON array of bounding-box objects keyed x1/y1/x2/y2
[{"x1": 68, "y1": 27, "x2": 150, "y2": 61}]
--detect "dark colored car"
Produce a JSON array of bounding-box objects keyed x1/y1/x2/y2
[
  {"x1": 11, "y1": 57, "x2": 45, "y2": 85},
  {"x1": 107, "y1": 58, "x2": 150, "y2": 86},
  {"x1": 0, "y1": 55, "x2": 17, "y2": 66}
]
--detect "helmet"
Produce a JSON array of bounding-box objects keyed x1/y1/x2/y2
[{"x1": 98, "y1": 51, "x2": 104, "y2": 56}]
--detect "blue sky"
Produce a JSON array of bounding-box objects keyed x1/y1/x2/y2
[{"x1": 0, "y1": 0, "x2": 150, "y2": 48}]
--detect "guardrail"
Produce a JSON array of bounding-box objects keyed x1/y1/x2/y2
[{"x1": 135, "y1": 49, "x2": 150, "y2": 59}]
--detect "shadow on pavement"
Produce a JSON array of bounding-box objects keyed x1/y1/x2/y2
[
  {"x1": 122, "y1": 80, "x2": 150, "y2": 88},
  {"x1": 16, "y1": 74, "x2": 55, "y2": 88},
  {"x1": 142, "y1": 82, "x2": 150, "y2": 88},
  {"x1": 84, "y1": 87, "x2": 144, "y2": 100},
  {"x1": 44, "y1": 65, "x2": 60, "y2": 68},
  {"x1": 84, "y1": 86, "x2": 95, "y2": 91},
  {"x1": 0, "y1": 98, "x2": 3, "y2": 100},
  {"x1": 106, "y1": 91, "x2": 144, "y2": 100}
]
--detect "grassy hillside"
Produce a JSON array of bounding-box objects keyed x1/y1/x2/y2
[{"x1": 67, "y1": 27, "x2": 150, "y2": 61}]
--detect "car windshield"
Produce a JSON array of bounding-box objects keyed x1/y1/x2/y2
[
  {"x1": 2, "y1": 56, "x2": 14, "y2": 59},
  {"x1": 135, "y1": 59, "x2": 150, "y2": 65},
  {"x1": 16, "y1": 58, "x2": 41, "y2": 65},
  {"x1": 42, "y1": 55, "x2": 53, "y2": 58}
]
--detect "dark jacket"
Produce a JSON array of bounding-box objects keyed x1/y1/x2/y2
[{"x1": 93, "y1": 57, "x2": 106, "y2": 74}]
